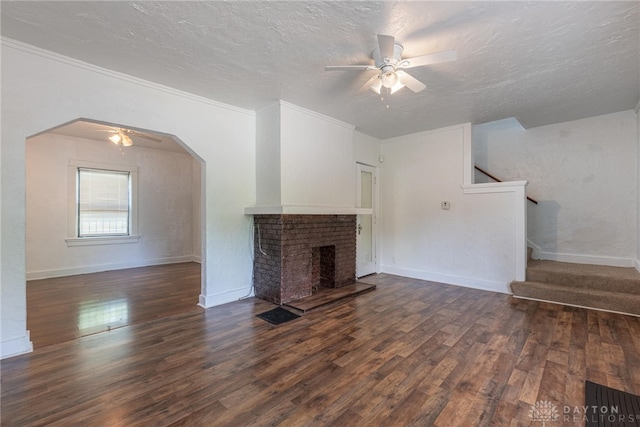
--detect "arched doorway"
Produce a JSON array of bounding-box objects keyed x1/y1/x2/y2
[{"x1": 25, "y1": 118, "x2": 205, "y2": 347}]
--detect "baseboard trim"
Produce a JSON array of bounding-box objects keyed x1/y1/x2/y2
[
  {"x1": 535, "y1": 252, "x2": 633, "y2": 268},
  {"x1": 511, "y1": 295, "x2": 640, "y2": 318},
  {"x1": 380, "y1": 265, "x2": 511, "y2": 294},
  {"x1": 526, "y1": 240, "x2": 543, "y2": 260},
  {"x1": 26, "y1": 255, "x2": 201, "y2": 280},
  {"x1": 199, "y1": 286, "x2": 254, "y2": 309},
  {"x1": 526, "y1": 240, "x2": 634, "y2": 267},
  {"x1": 1, "y1": 331, "x2": 33, "y2": 360}
]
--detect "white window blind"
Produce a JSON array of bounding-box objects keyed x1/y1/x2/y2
[{"x1": 78, "y1": 168, "x2": 130, "y2": 237}]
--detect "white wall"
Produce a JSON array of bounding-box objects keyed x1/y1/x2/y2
[
  {"x1": 379, "y1": 124, "x2": 525, "y2": 293},
  {"x1": 250, "y1": 101, "x2": 357, "y2": 213},
  {"x1": 280, "y1": 102, "x2": 355, "y2": 208},
  {"x1": 474, "y1": 111, "x2": 638, "y2": 266},
  {"x1": 1, "y1": 39, "x2": 256, "y2": 358},
  {"x1": 255, "y1": 103, "x2": 281, "y2": 207},
  {"x1": 26, "y1": 133, "x2": 198, "y2": 279},
  {"x1": 354, "y1": 130, "x2": 382, "y2": 168}
]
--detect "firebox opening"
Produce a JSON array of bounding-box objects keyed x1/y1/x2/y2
[{"x1": 311, "y1": 245, "x2": 336, "y2": 291}]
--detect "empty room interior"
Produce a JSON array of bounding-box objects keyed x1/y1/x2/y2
[{"x1": 1, "y1": 2, "x2": 640, "y2": 426}]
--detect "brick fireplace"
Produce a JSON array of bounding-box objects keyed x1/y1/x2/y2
[{"x1": 252, "y1": 214, "x2": 357, "y2": 304}]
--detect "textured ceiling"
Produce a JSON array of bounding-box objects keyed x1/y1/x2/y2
[{"x1": 2, "y1": 1, "x2": 639, "y2": 139}]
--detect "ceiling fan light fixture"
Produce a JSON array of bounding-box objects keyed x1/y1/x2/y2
[
  {"x1": 380, "y1": 70, "x2": 398, "y2": 89},
  {"x1": 370, "y1": 78, "x2": 383, "y2": 94},
  {"x1": 109, "y1": 131, "x2": 133, "y2": 147},
  {"x1": 390, "y1": 80, "x2": 405, "y2": 94},
  {"x1": 325, "y1": 34, "x2": 456, "y2": 98},
  {"x1": 121, "y1": 134, "x2": 133, "y2": 147}
]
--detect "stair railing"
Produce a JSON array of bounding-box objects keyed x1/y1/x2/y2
[{"x1": 474, "y1": 165, "x2": 538, "y2": 204}]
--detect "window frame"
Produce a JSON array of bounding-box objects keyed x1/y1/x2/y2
[{"x1": 66, "y1": 160, "x2": 139, "y2": 247}]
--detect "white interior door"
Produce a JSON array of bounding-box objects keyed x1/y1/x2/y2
[{"x1": 356, "y1": 163, "x2": 377, "y2": 277}]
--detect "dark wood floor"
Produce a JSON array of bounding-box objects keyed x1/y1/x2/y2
[
  {"x1": 2, "y1": 268, "x2": 639, "y2": 426},
  {"x1": 26, "y1": 262, "x2": 202, "y2": 347}
]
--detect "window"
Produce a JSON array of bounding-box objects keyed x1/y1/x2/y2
[
  {"x1": 78, "y1": 168, "x2": 130, "y2": 237},
  {"x1": 67, "y1": 161, "x2": 139, "y2": 246}
]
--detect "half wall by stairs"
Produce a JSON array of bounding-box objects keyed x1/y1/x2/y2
[{"x1": 510, "y1": 259, "x2": 640, "y2": 317}]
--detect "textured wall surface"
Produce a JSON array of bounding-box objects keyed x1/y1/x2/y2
[
  {"x1": 380, "y1": 124, "x2": 520, "y2": 293},
  {"x1": 26, "y1": 133, "x2": 198, "y2": 278},
  {"x1": 474, "y1": 111, "x2": 637, "y2": 266},
  {"x1": 1, "y1": 42, "x2": 256, "y2": 358}
]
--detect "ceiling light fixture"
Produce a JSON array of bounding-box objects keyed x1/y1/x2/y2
[
  {"x1": 109, "y1": 133, "x2": 121, "y2": 144},
  {"x1": 389, "y1": 77, "x2": 405, "y2": 94},
  {"x1": 370, "y1": 77, "x2": 383, "y2": 94},
  {"x1": 380, "y1": 69, "x2": 398, "y2": 89},
  {"x1": 370, "y1": 71, "x2": 405, "y2": 95},
  {"x1": 325, "y1": 34, "x2": 457, "y2": 97},
  {"x1": 121, "y1": 134, "x2": 133, "y2": 146},
  {"x1": 109, "y1": 132, "x2": 133, "y2": 147}
]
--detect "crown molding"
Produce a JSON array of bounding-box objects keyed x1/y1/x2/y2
[
  {"x1": 1, "y1": 37, "x2": 255, "y2": 117},
  {"x1": 279, "y1": 100, "x2": 355, "y2": 131},
  {"x1": 381, "y1": 122, "x2": 469, "y2": 144}
]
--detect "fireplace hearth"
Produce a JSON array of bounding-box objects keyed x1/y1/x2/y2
[{"x1": 252, "y1": 214, "x2": 357, "y2": 304}]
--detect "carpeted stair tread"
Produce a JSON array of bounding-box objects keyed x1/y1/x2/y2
[
  {"x1": 511, "y1": 280, "x2": 640, "y2": 316},
  {"x1": 526, "y1": 259, "x2": 640, "y2": 295}
]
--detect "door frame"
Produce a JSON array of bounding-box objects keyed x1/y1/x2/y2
[{"x1": 356, "y1": 162, "x2": 379, "y2": 277}]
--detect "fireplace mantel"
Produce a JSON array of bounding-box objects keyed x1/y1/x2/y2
[{"x1": 245, "y1": 205, "x2": 371, "y2": 215}]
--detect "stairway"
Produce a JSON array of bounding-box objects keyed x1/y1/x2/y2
[{"x1": 510, "y1": 258, "x2": 640, "y2": 317}]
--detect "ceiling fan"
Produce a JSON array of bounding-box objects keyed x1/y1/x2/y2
[
  {"x1": 104, "y1": 127, "x2": 162, "y2": 147},
  {"x1": 325, "y1": 34, "x2": 457, "y2": 95}
]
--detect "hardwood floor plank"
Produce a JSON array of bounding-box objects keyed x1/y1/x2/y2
[
  {"x1": 327, "y1": 408, "x2": 363, "y2": 426},
  {"x1": 26, "y1": 262, "x2": 202, "y2": 348},
  {"x1": 537, "y1": 360, "x2": 567, "y2": 403},
  {"x1": 167, "y1": 401, "x2": 229, "y2": 427},
  {"x1": 3, "y1": 271, "x2": 640, "y2": 426}
]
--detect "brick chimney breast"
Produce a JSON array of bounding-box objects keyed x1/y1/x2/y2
[{"x1": 252, "y1": 214, "x2": 357, "y2": 304}]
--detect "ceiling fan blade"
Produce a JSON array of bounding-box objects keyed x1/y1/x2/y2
[
  {"x1": 357, "y1": 74, "x2": 380, "y2": 94},
  {"x1": 397, "y1": 71, "x2": 426, "y2": 93},
  {"x1": 325, "y1": 65, "x2": 377, "y2": 71},
  {"x1": 399, "y1": 49, "x2": 457, "y2": 68},
  {"x1": 377, "y1": 34, "x2": 395, "y2": 62},
  {"x1": 121, "y1": 129, "x2": 162, "y2": 143},
  {"x1": 134, "y1": 133, "x2": 162, "y2": 143}
]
